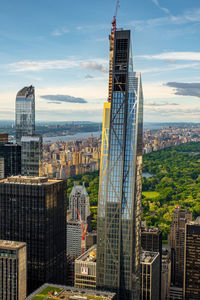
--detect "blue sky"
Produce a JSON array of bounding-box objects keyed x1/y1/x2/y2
[{"x1": 0, "y1": 0, "x2": 200, "y2": 122}]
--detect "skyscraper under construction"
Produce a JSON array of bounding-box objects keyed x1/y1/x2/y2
[{"x1": 97, "y1": 28, "x2": 143, "y2": 300}]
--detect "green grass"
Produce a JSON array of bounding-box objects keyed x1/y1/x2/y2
[
  {"x1": 32, "y1": 286, "x2": 62, "y2": 300},
  {"x1": 142, "y1": 191, "x2": 160, "y2": 199}
]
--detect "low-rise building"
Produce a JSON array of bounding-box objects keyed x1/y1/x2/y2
[{"x1": 75, "y1": 245, "x2": 97, "y2": 289}]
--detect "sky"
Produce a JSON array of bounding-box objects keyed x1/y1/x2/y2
[{"x1": 0, "y1": 0, "x2": 200, "y2": 123}]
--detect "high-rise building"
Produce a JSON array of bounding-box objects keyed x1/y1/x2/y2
[
  {"x1": 0, "y1": 142, "x2": 21, "y2": 177},
  {"x1": 168, "y1": 206, "x2": 192, "y2": 286},
  {"x1": 75, "y1": 245, "x2": 97, "y2": 289},
  {"x1": 140, "y1": 251, "x2": 160, "y2": 300},
  {"x1": 97, "y1": 29, "x2": 143, "y2": 300},
  {"x1": 0, "y1": 133, "x2": 8, "y2": 143},
  {"x1": 141, "y1": 227, "x2": 162, "y2": 300},
  {"x1": 183, "y1": 217, "x2": 200, "y2": 300},
  {"x1": 0, "y1": 240, "x2": 27, "y2": 300},
  {"x1": 21, "y1": 135, "x2": 43, "y2": 176},
  {"x1": 69, "y1": 183, "x2": 90, "y2": 222},
  {"x1": 0, "y1": 176, "x2": 66, "y2": 293},
  {"x1": 16, "y1": 86, "x2": 35, "y2": 143},
  {"x1": 0, "y1": 158, "x2": 4, "y2": 179},
  {"x1": 67, "y1": 221, "x2": 82, "y2": 258}
]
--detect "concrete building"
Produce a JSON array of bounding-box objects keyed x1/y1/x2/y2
[
  {"x1": 67, "y1": 221, "x2": 82, "y2": 258},
  {"x1": 75, "y1": 245, "x2": 97, "y2": 289},
  {"x1": 169, "y1": 287, "x2": 183, "y2": 300},
  {"x1": 0, "y1": 240, "x2": 27, "y2": 300},
  {"x1": 183, "y1": 217, "x2": 200, "y2": 300},
  {"x1": 69, "y1": 183, "x2": 90, "y2": 222},
  {"x1": 0, "y1": 176, "x2": 66, "y2": 293},
  {"x1": 141, "y1": 227, "x2": 162, "y2": 300},
  {"x1": 25, "y1": 283, "x2": 117, "y2": 300},
  {"x1": 168, "y1": 206, "x2": 192, "y2": 286},
  {"x1": 0, "y1": 157, "x2": 4, "y2": 179},
  {"x1": 140, "y1": 251, "x2": 160, "y2": 300},
  {"x1": 21, "y1": 135, "x2": 42, "y2": 176},
  {"x1": 161, "y1": 249, "x2": 171, "y2": 300}
]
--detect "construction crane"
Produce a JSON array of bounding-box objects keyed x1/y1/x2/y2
[
  {"x1": 112, "y1": 0, "x2": 120, "y2": 32},
  {"x1": 77, "y1": 208, "x2": 88, "y2": 254}
]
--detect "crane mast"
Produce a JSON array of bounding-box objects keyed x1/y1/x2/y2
[{"x1": 112, "y1": 0, "x2": 119, "y2": 32}]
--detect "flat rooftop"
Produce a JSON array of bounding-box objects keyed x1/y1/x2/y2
[
  {"x1": 140, "y1": 251, "x2": 160, "y2": 264},
  {"x1": 141, "y1": 226, "x2": 162, "y2": 234},
  {"x1": 26, "y1": 284, "x2": 116, "y2": 300},
  {"x1": 0, "y1": 240, "x2": 26, "y2": 250},
  {"x1": 0, "y1": 176, "x2": 62, "y2": 185},
  {"x1": 76, "y1": 245, "x2": 97, "y2": 263}
]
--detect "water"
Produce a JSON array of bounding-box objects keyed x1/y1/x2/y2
[
  {"x1": 142, "y1": 172, "x2": 153, "y2": 178},
  {"x1": 43, "y1": 131, "x2": 101, "y2": 143}
]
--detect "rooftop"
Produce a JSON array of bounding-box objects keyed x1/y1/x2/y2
[
  {"x1": 141, "y1": 226, "x2": 162, "y2": 234},
  {"x1": 17, "y1": 85, "x2": 35, "y2": 98},
  {"x1": 76, "y1": 245, "x2": 97, "y2": 263},
  {"x1": 140, "y1": 251, "x2": 160, "y2": 264},
  {"x1": 0, "y1": 240, "x2": 26, "y2": 250},
  {"x1": 26, "y1": 284, "x2": 116, "y2": 300},
  {"x1": 0, "y1": 176, "x2": 62, "y2": 185}
]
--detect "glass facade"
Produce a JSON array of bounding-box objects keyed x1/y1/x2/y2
[
  {"x1": 21, "y1": 135, "x2": 42, "y2": 176},
  {"x1": 97, "y1": 30, "x2": 143, "y2": 300},
  {"x1": 16, "y1": 86, "x2": 35, "y2": 143}
]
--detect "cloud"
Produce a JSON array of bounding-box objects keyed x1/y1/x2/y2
[
  {"x1": 128, "y1": 8, "x2": 200, "y2": 31},
  {"x1": 85, "y1": 74, "x2": 94, "y2": 79},
  {"x1": 40, "y1": 95, "x2": 88, "y2": 104},
  {"x1": 138, "y1": 52, "x2": 200, "y2": 61},
  {"x1": 140, "y1": 62, "x2": 200, "y2": 74},
  {"x1": 80, "y1": 62, "x2": 108, "y2": 73},
  {"x1": 145, "y1": 101, "x2": 179, "y2": 106},
  {"x1": 152, "y1": 0, "x2": 170, "y2": 15},
  {"x1": 8, "y1": 58, "x2": 108, "y2": 73},
  {"x1": 52, "y1": 27, "x2": 69, "y2": 36},
  {"x1": 165, "y1": 82, "x2": 200, "y2": 97}
]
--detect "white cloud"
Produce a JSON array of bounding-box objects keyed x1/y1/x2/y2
[
  {"x1": 52, "y1": 27, "x2": 69, "y2": 36},
  {"x1": 138, "y1": 52, "x2": 200, "y2": 61},
  {"x1": 8, "y1": 58, "x2": 108, "y2": 73},
  {"x1": 140, "y1": 62, "x2": 200, "y2": 74},
  {"x1": 151, "y1": 0, "x2": 170, "y2": 15}
]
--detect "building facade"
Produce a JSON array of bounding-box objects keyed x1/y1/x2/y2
[
  {"x1": 16, "y1": 86, "x2": 35, "y2": 143},
  {"x1": 183, "y1": 218, "x2": 200, "y2": 300},
  {"x1": 168, "y1": 206, "x2": 192, "y2": 286},
  {"x1": 69, "y1": 183, "x2": 90, "y2": 222},
  {"x1": 21, "y1": 135, "x2": 42, "y2": 176},
  {"x1": 0, "y1": 240, "x2": 27, "y2": 300},
  {"x1": 141, "y1": 227, "x2": 162, "y2": 300},
  {"x1": 0, "y1": 142, "x2": 21, "y2": 178},
  {"x1": 97, "y1": 29, "x2": 143, "y2": 300},
  {"x1": 67, "y1": 221, "x2": 82, "y2": 258},
  {"x1": 140, "y1": 251, "x2": 160, "y2": 300},
  {"x1": 0, "y1": 176, "x2": 66, "y2": 293},
  {"x1": 75, "y1": 245, "x2": 97, "y2": 289},
  {"x1": 0, "y1": 158, "x2": 4, "y2": 179}
]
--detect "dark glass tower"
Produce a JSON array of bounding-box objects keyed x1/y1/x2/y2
[
  {"x1": 97, "y1": 29, "x2": 143, "y2": 300},
  {"x1": 16, "y1": 86, "x2": 35, "y2": 143},
  {"x1": 0, "y1": 142, "x2": 21, "y2": 177},
  {"x1": 0, "y1": 176, "x2": 66, "y2": 293}
]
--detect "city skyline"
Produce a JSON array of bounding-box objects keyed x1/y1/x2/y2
[{"x1": 0, "y1": 0, "x2": 199, "y2": 123}]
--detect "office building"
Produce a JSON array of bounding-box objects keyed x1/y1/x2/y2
[
  {"x1": 0, "y1": 176, "x2": 66, "y2": 293},
  {"x1": 0, "y1": 158, "x2": 4, "y2": 179},
  {"x1": 16, "y1": 86, "x2": 35, "y2": 143},
  {"x1": 75, "y1": 245, "x2": 97, "y2": 289},
  {"x1": 141, "y1": 227, "x2": 162, "y2": 300},
  {"x1": 0, "y1": 142, "x2": 21, "y2": 177},
  {"x1": 86, "y1": 231, "x2": 97, "y2": 251},
  {"x1": 0, "y1": 133, "x2": 8, "y2": 143},
  {"x1": 183, "y1": 217, "x2": 200, "y2": 300},
  {"x1": 161, "y1": 249, "x2": 171, "y2": 300},
  {"x1": 168, "y1": 206, "x2": 192, "y2": 286},
  {"x1": 97, "y1": 29, "x2": 143, "y2": 299},
  {"x1": 169, "y1": 287, "x2": 183, "y2": 300},
  {"x1": 21, "y1": 135, "x2": 42, "y2": 176},
  {"x1": 69, "y1": 183, "x2": 90, "y2": 222},
  {"x1": 67, "y1": 221, "x2": 82, "y2": 258},
  {"x1": 140, "y1": 251, "x2": 160, "y2": 300},
  {"x1": 0, "y1": 240, "x2": 27, "y2": 300},
  {"x1": 25, "y1": 283, "x2": 117, "y2": 300}
]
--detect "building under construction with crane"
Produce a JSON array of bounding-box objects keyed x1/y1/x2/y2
[{"x1": 97, "y1": 0, "x2": 143, "y2": 299}]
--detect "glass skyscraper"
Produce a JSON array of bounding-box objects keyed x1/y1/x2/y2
[
  {"x1": 16, "y1": 86, "x2": 35, "y2": 143},
  {"x1": 97, "y1": 29, "x2": 143, "y2": 300}
]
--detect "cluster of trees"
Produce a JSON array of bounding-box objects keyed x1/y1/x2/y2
[{"x1": 67, "y1": 142, "x2": 200, "y2": 240}]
